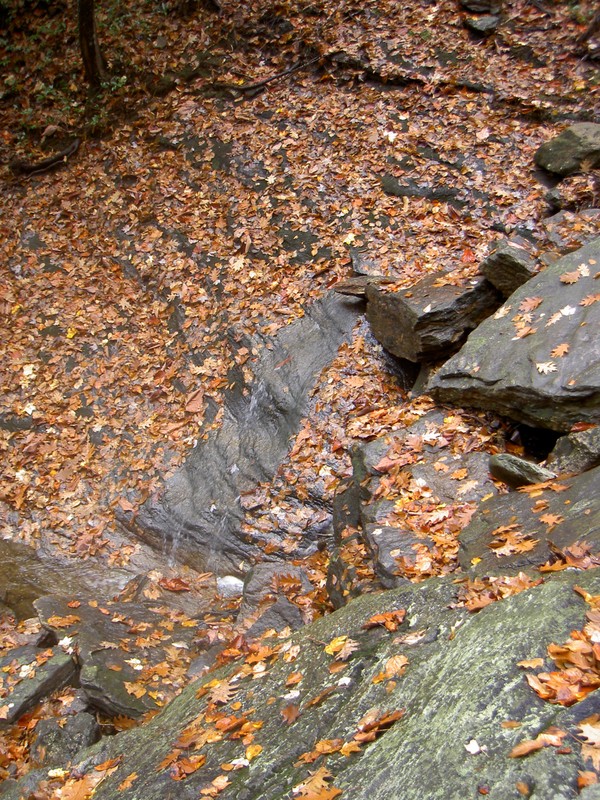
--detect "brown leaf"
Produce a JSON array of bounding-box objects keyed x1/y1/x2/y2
[
  {"x1": 281, "y1": 703, "x2": 300, "y2": 724},
  {"x1": 362, "y1": 609, "x2": 406, "y2": 631},
  {"x1": 550, "y1": 343, "x2": 569, "y2": 358},
  {"x1": 185, "y1": 388, "x2": 204, "y2": 413},
  {"x1": 46, "y1": 614, "x2": 81, "y2": 628},
  {"x1": 560, "y1": 269, "x2": 581, "y2": 284},
  {"x1": 118, "y1": 772, "x2": 138, "y2": 790},
  {"x1": 158, "y1": 576, "x2": 191, "y2": 592},
  {"x1": 519, "y1": 297, "x2": 543, "y2": 312},
  {"x1": 580, "y1": 293, "x2": 600, "y2": 307}
]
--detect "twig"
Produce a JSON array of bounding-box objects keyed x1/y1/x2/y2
[{"x1": 214, "y1": 55, "x2": 322, "y2": 95}]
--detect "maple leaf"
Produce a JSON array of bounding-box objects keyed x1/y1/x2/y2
[
  {"x1": 538, "y1": 513, "x2": 563, "y2": 528},
  {"x1": 550, "y1": 343, "x2": 569, "y2": 358},
  {"x1": 536, "y1": 361, "x2": 557, "y2": 375},
  {"x1": 124, "y1": 681, "x2": 147, "y2": 698},
  {"x1": 519, "y1": 297, "x2": 543, "y2": 312}
]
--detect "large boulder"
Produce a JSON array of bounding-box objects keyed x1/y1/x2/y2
[
  {"x1": 366, "y1": 273, "x2": 500, "y2": 363},
  {"x1": 428, "y1": 237, "x2": 600, "y2": 431},
  {"x1": 535, "y1": 123, "x2": 600, "y2": 177},
  {"x1": 14, "y1": 568, "x2": 600, "y2": 800}
]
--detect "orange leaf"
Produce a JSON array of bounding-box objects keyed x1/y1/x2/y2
[
  {"x1": 560, "y1": 270, "x2": 581, "y2": 284},
  {"x1": 158, "y1": 576, "x2": 191, "y2": 592},
  {"x1": 118, "y1": 772, "x2": 138, "y2": 790},
  {"x1": 281, "y1": 703, "x2": 300, "y2": 724},
  {"x1": 550, "y1": 343, "x2": 569, "y2": 358},
  {"x1": 362, "y1": 609, "x2": 406, "y2": 631},
  {"x1": 519, "y1": 297, "x2": 543, "y2": 312}
]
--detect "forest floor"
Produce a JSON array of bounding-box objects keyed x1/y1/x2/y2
[{"x1": 0, "y1": 0, "x2": 598, "y2": 783}]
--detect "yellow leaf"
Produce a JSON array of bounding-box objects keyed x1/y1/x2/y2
[{"x1": 246, "y1": 744, "x2": 263, "y2": 761}]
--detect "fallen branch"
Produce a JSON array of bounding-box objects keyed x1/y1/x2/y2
[
  {"x1": 9, "y1": 138, "x2": 80, "y2": 177},
  {"x1": 212, "y1": 55, "x2": 322, "y2": 96}
]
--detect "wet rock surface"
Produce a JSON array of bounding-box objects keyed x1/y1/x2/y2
[
  {"x1": 488, "y1": 453, "x2": 556, "y2": 488},
  {"x1": 546, "y1": 426, "x2": 600, "y2": 475},
  {"x1": 33, "y1": 581, "x2": 215, "y2": 719},
  {"x1": 429, "y1": 237, "x2": 600, "y2": 431},
  {"x1": 479, "y1": 237, "x2": 540, "y2": 298},
  {"x1": 128, "y1": 292, "x2": 361, "y2": 575}
]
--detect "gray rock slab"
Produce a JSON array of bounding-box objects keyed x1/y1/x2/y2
[
  {"x1": 30, "y1": 712, "x2": 100, "y2": 767},
  {"x1": 464, "y1": 15, "x2": 500, "y2": 35},
  {"x1": 459, "y1": 464, "x2": 600, "y2": 575},
  {"x1": 428, "y1": 237, "x2": 600, "y2": 431},
  {"x1": 546, "y1": 425, "x2": 600, "y2": 475},
  {"x1": 0, "y1": 645, "x2": 75, "y2": 728},
  {"x1": 480, "y1": 238, "x2": 540, "y2": 298},
  {"x1": 0, "y1": 539, "x2": 132, "y2": 619},
  {"x1": 40, "y1": 569, "x2": 600, "y2": 800},
  {"x1": 127, "y1": 292, "x2": 361, "y2": 574},
  {"x1": 488, "y1": 453, "x2": 556, "y2": 488},
  {"x1": 363, "y1": 524, "x2": 431, "y2": 589},
  {"x1": 366, "y1": 273, "x2": 501, "y2": 363},
  {"x1": 535, "y1": 123, "x2": 600, "y2": 177},
  {"x1": 35, "y1": 594, "x2": 200, "y2": 718}
]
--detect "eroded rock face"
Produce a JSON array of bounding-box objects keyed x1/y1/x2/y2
[
  {"x1": 127, "y1": 293, "x2": 361, "y2": 575},
  {"x1": 19, "y1": 569, "x2": 600, "y2": 800},
  {"x1": 535, "y1": 123, "x2": 600, "y2": 177},
  {"x1": 428, "y1": 237, "x2": 600, "y2": 431},
  {"x1": 365, "y1": 274, "x2": 500, "y2": 363},
  {"x1": 458, "y1": 464, "x2": 600, "y2": 575}
]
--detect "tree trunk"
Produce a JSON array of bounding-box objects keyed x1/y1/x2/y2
[{"x1": 78, "y1": 0, "x2": 107, "y2": 88}]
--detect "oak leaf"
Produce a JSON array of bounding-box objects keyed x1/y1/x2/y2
[
  {"x1": 536, "y1": 362, "x2": 556, "y2": 375},
  {"x1": 560, "y1": 270, "x2": 581, "y2": 284},
  {"x1": 581, "y1": 293, "x2": 600, "y2": 307},
  {"x1": 550, "y1": 343, "x2": 569, "y2": 358}
]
